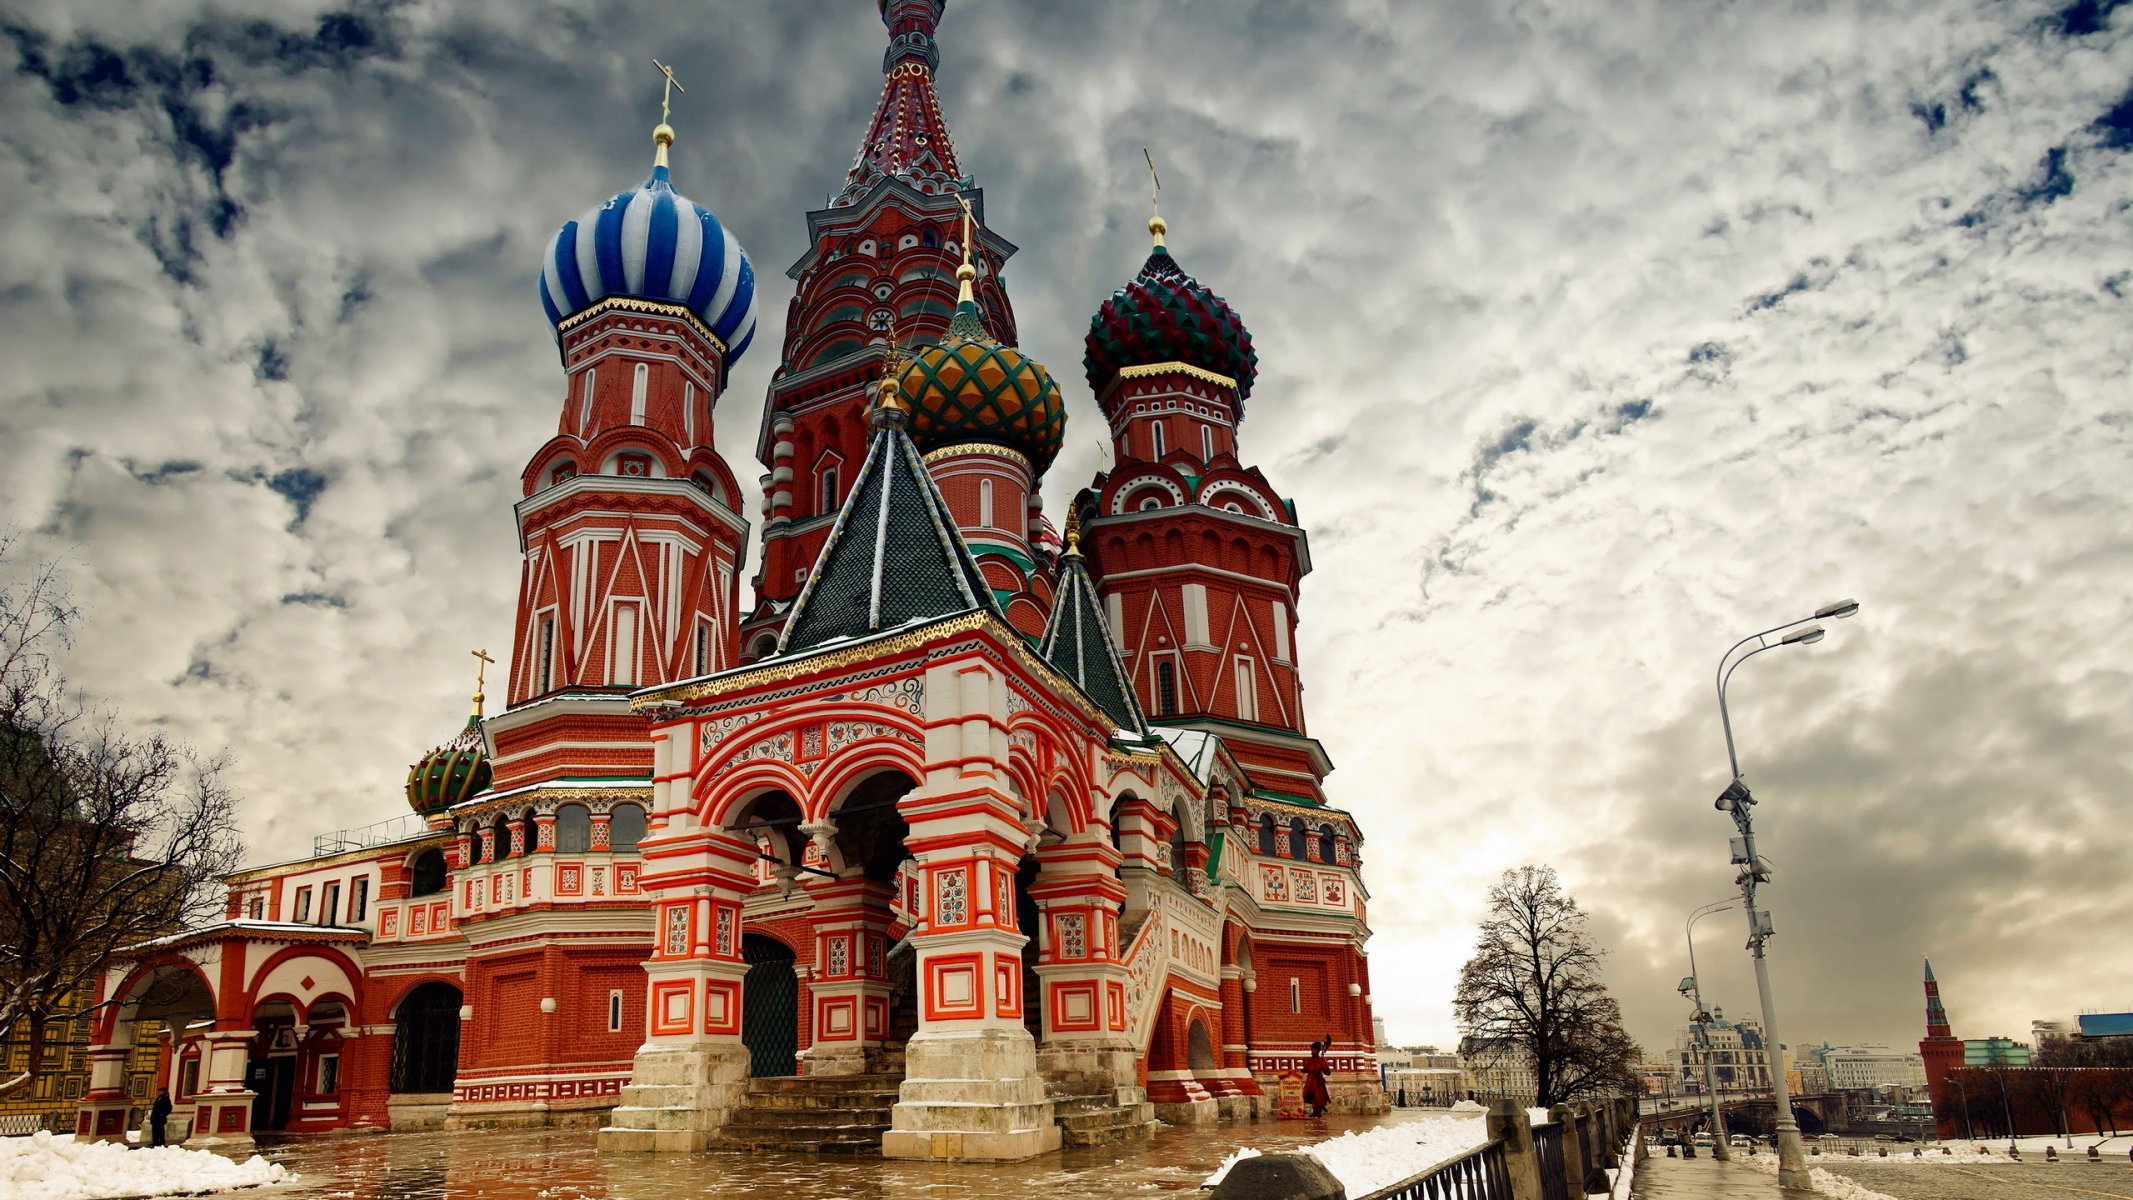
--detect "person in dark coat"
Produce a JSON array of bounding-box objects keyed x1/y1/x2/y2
[
  {"x1": 149, "y1": 1089, "x2": 173, "y2": 1147},
  {"x1": 1303, "y1": 1035, "x2": 1334, "y2": 1117}
]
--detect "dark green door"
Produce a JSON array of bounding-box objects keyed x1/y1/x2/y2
[{"x1": 742, "y1": 934, "x2": 798, "y2": 1078}]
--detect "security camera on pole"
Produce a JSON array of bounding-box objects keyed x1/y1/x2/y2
[{"x1": 1713, "y1": 598, "x2": 1859, "y2": 1191}]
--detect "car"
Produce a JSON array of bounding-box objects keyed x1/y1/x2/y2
[
  {"x1": 1727, "y1": 1134, "x2": 1755, "y2": 1147},
  {"x1": 1800, "y1": 1133, "x2": 1820, "y2": 1142},
  {"x1": 1692, "y1": 1134, "x2": 1715, "y2": 1148},
  {"x1": 1892, "y1": 1135, "x2": 1917, "y2": 1143}
]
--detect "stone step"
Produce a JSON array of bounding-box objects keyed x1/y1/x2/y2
[
  {"x1": 727, "y1": 1107, "x2": 894, "y2": 1130},
  {"x1": 735, "y1": 1089, "x2": 900, "y2": 1112},
  {"x1": 747, "y1": 1074, "x2": 902, "y2": 1095}
]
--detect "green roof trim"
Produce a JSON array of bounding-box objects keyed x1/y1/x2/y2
[{"x1": 1248, "y1": 787, "x2": 1323, "y2": 808}]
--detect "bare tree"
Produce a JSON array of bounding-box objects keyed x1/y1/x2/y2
[
  {"x1": 0, "y1": 535, "x2": 243, "y2": 1098},
  {"x1": 1454, "y1": 865, "x2": 1638, "y2": 1107}
]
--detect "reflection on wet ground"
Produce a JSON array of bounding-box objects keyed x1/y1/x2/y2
[{"x1": 255, "y1": 1110, "x2": 1453, "y2": 1200}]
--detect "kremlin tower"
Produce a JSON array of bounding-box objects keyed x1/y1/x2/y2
[{"x1": 1919, "y1": 957, "x2": 1965, "y2": 1139}]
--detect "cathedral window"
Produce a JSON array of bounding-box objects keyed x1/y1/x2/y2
[
  {"x1": 921, "y1": 227, "x2": 939, "y2": 248},
  {"x1": 537, "y1": 614, "x2": 557, "y2": 693},
  {"x1": 352, "y1": 878, "x2": 369, "y2": 923},
  {"x1": 608, "y1": 804, "x2": 647, "y2": 852},
  {"x1": 321, "y1": 882, "x2": 340, "y2": 925},
  {"x1": 294, "y1": 888, "x2": 313, "y2": 922},
  {"x1": 410, "y1": 849, "x2": 447, "y2": 896},
  {"x1": 630, "y1": 362, "x2": 648, "y2": 425},
  {"x1": 555, "y1": 804, "x2": 592, "y2": 854},
  {"x1": 1202, "y1": 425, "x2": 1214, "y2": 461},
  {"x1": 611, "y1": 603, "x2": 638, "y2": 686},
  {"x1": 1233, "y1": 656, "x2": 1257, "y2": 722},
  {"x1": 1150, "y1": 421, "x2": 1166, "y2": 459},
  {"x1": 1290, "y1": 978, "x2": 1302, "y2": 1014},
  {"x1": 1288, "y1": 820, "x2": 1308, "y2": 860},
  {"x1": 1257, "y1": 814, "x2": 1276, "y2": 856},
  {"x1": 979, "y1": 478, "x2": 994, "y2": 528},
  {"x1": 608, "y1": 990, "x2": 625, "y2": 1032},
  {"x1": 694, "y1": 621, "x2": 712, "y2": 677},
  {"x1": 579, "y1": 369, "x2": 597, "y2": 436},
  {"x1": 820, "y1": 465, "x2": 840, "y2": 515},
  {"x1": 684, "y1": 381, "x2": 697, "y2": 443},
  {"x1": 1154, "y1": 657, "x2": 1179, "y2": 717}
]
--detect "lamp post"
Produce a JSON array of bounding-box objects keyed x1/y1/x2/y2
[
  {"x1": 1681, "y1": 898, "x2": 1736, "y2": 1160},
  {"x1": 1715, "y1": 597, "x2": 1859, "y2": 1190}
]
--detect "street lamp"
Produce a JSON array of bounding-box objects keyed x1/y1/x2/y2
[
  {"x1": 1714, "y1": 598, "x2": 1858, "y2": 1190},
  {"x1": 1681, "y1": 898, "x2": 1736, "y2": 1160}
]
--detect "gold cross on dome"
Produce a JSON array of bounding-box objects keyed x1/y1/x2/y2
[
  {"x1": 651, "y1": 58, "x2": 686, "y2": 124},
  {"x1": 1143, "y1": 147, "x2": 1162, "y2": 215},
  {"x1": 956, "y1": 193, "x2": 975, "y2": 267},
  {"x1": 470, "y1": 647, "x2": 496, "y2": 716}
]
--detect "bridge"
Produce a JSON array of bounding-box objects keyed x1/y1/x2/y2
[{"x1": 1641, "y1": 1094, "x2": 1844, "y2": 1138}]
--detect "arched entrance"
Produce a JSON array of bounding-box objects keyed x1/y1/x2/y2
[
  {"x1": 389, "y1": 982, "x2": 462, "y2": 1095},
  {"x1": 1188, "y1": 1018, "x2": 1217, "y2": 1073},
  {"x1": 742, "y1": 934, "x2": 798, "y2": 1078}
]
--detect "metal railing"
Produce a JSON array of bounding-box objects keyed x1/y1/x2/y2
[
  {"x1": 1532, "y1": 1122, "x2": 1572, "y2": 1200},
  {"x1": 314, "y1": 811, "x2": 430, "y2": 857},
  {"x1": 1358, "y1": 1138, "x2": 1514, "y2": 1200}
]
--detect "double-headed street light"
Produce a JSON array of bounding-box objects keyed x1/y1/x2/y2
[
  {"x1": 1715, "y1": 597, "x2": 1858, "y2": 1191},
  {"x1": 1681, "y1": 898, "x2": 1736, "y2": 1160}
]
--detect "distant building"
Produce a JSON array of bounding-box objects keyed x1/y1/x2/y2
[
  {"x1": 1818, "y1": 1044, "x2": 1926, "y2": 1091},
  {"x1": 1458, "y1": 1036, "x2": 1538, "y2": 1104},
  {"x1": 1963, "y1": 1037, "x2": 2031, "y2": 1067},
  {"x1": 2078, "y1": 1013, "x2": 2133, "y2": 1040},
  {"x1": 1670, "y1": 1007, "x2": 1778, "y2": 1097}
]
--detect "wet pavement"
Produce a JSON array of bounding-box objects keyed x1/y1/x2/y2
[
  {"x1": 1631, "y1": 1152, "x2": 1814, "y2": 1199},
  {"x1": 251, "y1": 1110, "x2": 1444, "y2": 1200}
]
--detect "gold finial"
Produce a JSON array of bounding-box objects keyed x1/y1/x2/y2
[
  {"x1": 651, "y1": 59, "x2": 686, "y2": 168},
  {"x1": 1063, "y1": 508, "x2": 1082, "y2": 556},
  {"x1": 1143, "y1": 147, "x2": 1166, "y2": 247},
  {"x1": 955, "y1": 193, "x2": 978, "y2": 301},
  {"x1": 872, "y1": 311, "x2": 910, "y2": 428},
  {"x1": 470, "y1": 648, "x2": 496, "y2": 718}
]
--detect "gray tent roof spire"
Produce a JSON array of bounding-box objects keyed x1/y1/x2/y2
[
  {"x1": 1038, "y1": 516, "x2": 1150, "y2": 736},
  {"x1": 777, "y1": 379, "x2": 999, "y2": 656}
]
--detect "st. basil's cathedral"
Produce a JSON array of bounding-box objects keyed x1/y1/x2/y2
[{"x1": 75, "y1": 1, "x2": 1382, "y2": 1160}]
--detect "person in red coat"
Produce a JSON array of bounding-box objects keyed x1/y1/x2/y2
[{"x1": 1303, "y1": 1034, "x2": 1334, "y2": 1117}]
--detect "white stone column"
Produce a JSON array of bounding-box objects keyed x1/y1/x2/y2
[
  {"x1": 804, "y1": 877, "x2": 896, "y2": 1076},
  {"x1": 882, "y1": 659, "x2": 1060, "y2": 1161}
]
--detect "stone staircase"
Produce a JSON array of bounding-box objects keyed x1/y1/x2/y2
[
  {"x1": 1051, "y1": 1088, "x2": 1157, "y2": 1147},
  {"x1": 707, "y1": 1074, "x2": 902, "y2": 1155}
]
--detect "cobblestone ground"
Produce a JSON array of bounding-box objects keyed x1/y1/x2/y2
[
  {"x1": 1632, "y1": 1153, "x2": 1815, "y2": 1199},
  {"x1": 1830, "y1": 1160, "x2": 2133, "y2": 1199},
  {"x1": 249, "y1": 1110, "x2": 1439, "y2": 1200}
]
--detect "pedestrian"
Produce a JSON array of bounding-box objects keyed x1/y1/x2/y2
[
  {"x1": 1303, "y1": 1034, "x2": 1333, "y2": 1118},
  {"x1": 149, "y1": 1089, "x2": 172, "y2": 1147}
]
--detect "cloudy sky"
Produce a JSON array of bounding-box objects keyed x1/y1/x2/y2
[{"x1": 2, "y1": 0, "x2": 2129, "y2": 1059}]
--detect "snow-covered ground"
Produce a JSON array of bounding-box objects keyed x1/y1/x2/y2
[
  {"x1": 0, "y1": 1131, "x2": 293, "y2": 1200},
  {"x1": 1738, "y1": 1151, "x2": 1899, "y2": 1200},
  {"x1": 1810, "y1": 1132, "x2": 2133, "y2": 1165},
  {"x1": 1204, "y1": 1112, "x2": 1495, "y2": 1195}
]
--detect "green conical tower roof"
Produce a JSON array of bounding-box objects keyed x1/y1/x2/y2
[{"x1": 1038, "y1": 525, "x2": 1150, "y2": 737}]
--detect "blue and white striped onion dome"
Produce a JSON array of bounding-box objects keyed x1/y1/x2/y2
[{"x1": 539, "y1": 162, "x2": 760, "y2": 363}]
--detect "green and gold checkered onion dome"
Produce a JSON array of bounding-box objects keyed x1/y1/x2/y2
[
  {"x1": 405, "y1": 716, "x2": 492, "y2": 816},
  {"x1": 1084, "y1": 221, "x2": 1258, "y2": 406},
  {"x1": 896, "y1": 297, "x2": 1065, "y2": 475}
]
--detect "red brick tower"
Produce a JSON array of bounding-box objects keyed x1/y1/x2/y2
[
  {"x1": 490, "y1": 117, "x2": 758, "y2": 789},
  {"x1": 1919, "y1": 957, "x2": 1965, "y2": 1138},
  {"x1": 1075, "y1": 213, "x2": 1325, "y2": 803},
  {"x1": 741, "y1": 0, "x2": 1029, "y2": 658}
]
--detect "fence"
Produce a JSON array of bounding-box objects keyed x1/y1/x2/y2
[
  {"x1": 1357, "y1": 1139, "x2": 1514, "y2": 1200},
  {"x1": 1217, "y1": 1096, "x2": 1638, "y2": 1200},
  {"x1": 1531, "y1": 1122, "x2": 1572, "y2": 1200}
]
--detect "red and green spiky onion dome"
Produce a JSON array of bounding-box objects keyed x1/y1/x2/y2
[
  {"x1": 897, "y1": 293, "x2": 1065, "y2": 474},
  {"x1": 405, "y1": 716, "x2": 492, "y2": 816},
  {"x1": 1084, "y1": 236, "x2": 1258, "y2": 405}
]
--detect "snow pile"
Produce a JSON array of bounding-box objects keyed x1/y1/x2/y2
[
  {"x1": 1738, "y1": 1150, "x2": 1897, "y2": 1200},
  {"x1": 1811, "y1": 1134, "x2": 2129, "y2": 1165},
  {"x1": 1204, "y1": 1113, "x2": 1492, "y2": 1195},
  {"x1": 0, "y1": 1130, "x2": 293, "y2": 1200},
  {"x1": 1446, "y1": 1100, "x2": 1487, "y2": 1114}
]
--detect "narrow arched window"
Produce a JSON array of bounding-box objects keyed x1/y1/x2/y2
[
  {"x1": 555, "y1": 804, "x2": 591, "y2": 854},
  {"x1": 979, "y1": 478, "x2": 994, "y2": 528},
  {"x1": 1288, "y1": 819, "x2": 1307, "y2": 860},
  {"x1": 1155, "y1": 658, "x2": 1179, "y2": 717},
  {"x1": 1150, "y1": 421, "x2": 1166, "y2": 459},
  {"x1": 630, "y1": 362, "x2": 648, "y2": 425},
  {"x1": 608, "y1": 804, "x2": 646, "y2": 852},
  {"x1": 820, "y1": 465, "x2": 839, "y2": 515},
  {"x1": 1257, "y1": 814, "x2": 1276, "y2": 856}
]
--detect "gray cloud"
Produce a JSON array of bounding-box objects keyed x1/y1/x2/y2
[{"x1": 2, "y1": 0, "x2": 2130, "y2": 1060}]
